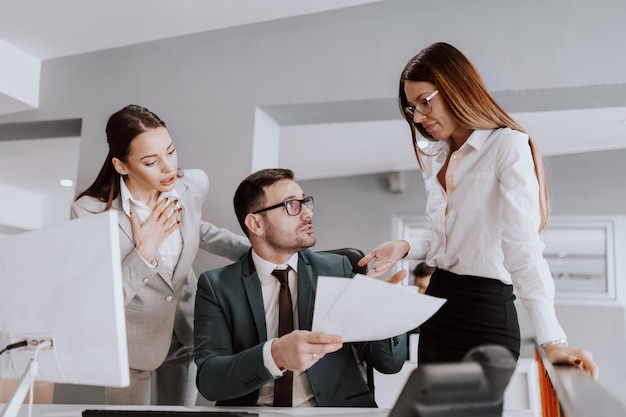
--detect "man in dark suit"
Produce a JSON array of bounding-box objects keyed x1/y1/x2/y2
[{"x1": 194, "y1": 168, "x2": 407, "y2": 407}]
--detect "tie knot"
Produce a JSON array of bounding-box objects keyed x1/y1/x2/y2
[{"x1": 272, "y1": 267, "x2": 290, "y2": 285}]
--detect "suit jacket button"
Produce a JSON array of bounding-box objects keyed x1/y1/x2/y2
[{"x1": 165, "y1": 295, "x2": 173, "y2": 302}]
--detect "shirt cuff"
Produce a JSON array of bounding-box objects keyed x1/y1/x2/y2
[
  {"x1": 540, "y1": 339, "x2": 568, "y2": 349},
  {"x1": 263, "y1": 338, "x2": 283, "y2": 378},
  {"x1": 137, "y1": 250, "x2": 158, "y2": 268}
]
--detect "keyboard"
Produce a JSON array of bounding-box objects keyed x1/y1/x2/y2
[{"x1": 82, "y1": 410, "x2": 258, "y2": 417}]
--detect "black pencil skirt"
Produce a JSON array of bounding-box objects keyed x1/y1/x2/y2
[{"x1": 419, "y1": 269, "x2": 521, "y2": 364}]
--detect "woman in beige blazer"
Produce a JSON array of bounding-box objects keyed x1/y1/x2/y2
[{"x1": 71, "y1": 104, "x2": 250, "y2": 405}]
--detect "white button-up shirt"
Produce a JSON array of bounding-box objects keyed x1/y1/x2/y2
[
  {"x1": 407, "y1": 128, "x2": 566, "y2": 345},
  {"x1": 252, "y1": 250, "x2": 316, "y2": 407}
]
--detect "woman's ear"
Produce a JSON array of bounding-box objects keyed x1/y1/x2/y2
[
  {"x1": 111, "y1": 157, "x2": 127, "y2": 175},
  {"x1": 244, "y1": 213, "x2": 264, "y2": 237}
]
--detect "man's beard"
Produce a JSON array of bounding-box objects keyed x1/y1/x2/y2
[{"x1": 265, "y1": 222, "x2": 316, "y2": 252}]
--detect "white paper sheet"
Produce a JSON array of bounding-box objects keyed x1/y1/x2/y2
[{"x1": 312, "y1": 274, "x2": 446, "y2": 342}]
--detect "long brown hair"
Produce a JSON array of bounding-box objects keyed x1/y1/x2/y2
[
  {"x1": 399, "y1": 42, "x2": 549, "y2": 230},
  {"x1": 74, "y1": 104, "x2": 168, "y2": 210}
]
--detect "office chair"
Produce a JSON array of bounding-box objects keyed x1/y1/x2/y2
[
  {"x1": 318, "y1": 247, "x2": 368, "y2": 275},
  {"x1": 317, "y1": 248, "x2": 374, "y2": 396}
]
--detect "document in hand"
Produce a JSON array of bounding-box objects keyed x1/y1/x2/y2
[{"x1": 311, "y1": 274, "x2": 446, "y2": 342}]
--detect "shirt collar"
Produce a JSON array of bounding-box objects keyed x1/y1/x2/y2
[
  {"x1": 421, "y1": 129, "x2": 494, "y2": 155},
  {"x1": 252, "y1": 250, "x2": 299, "y2": 285},
  {"x1": 420, "y1": 138, "x2": 447, "y2": 155},
  {"x1": 119, "y1": 177, "x2": 181, "y2": 216},
  {"x1": 463, "y1": 129, "x2": 493, "y2": 151}
]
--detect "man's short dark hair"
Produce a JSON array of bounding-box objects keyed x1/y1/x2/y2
[{"x1": 233, "y1": 168, "x2": 294, "y2": 237}]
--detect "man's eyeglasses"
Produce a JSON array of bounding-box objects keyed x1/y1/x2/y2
[
  {"x1": 252, "y1": 196, "x2": 314, "y2": 216},
  {"x1": 404, "y1": 90, "x2": 439, "y2": 117}
]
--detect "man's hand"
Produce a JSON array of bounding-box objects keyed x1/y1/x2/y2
[{"x1": 271, "y1": 331, "x2": 343, "y2": 371}]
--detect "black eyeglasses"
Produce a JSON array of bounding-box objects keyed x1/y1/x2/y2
[
  {"x1": 252, "y1": 196, "x2": 314, "y2": 216},
  {"x1": 404, "y1": 90, "x2": 439, "y2": 117}
]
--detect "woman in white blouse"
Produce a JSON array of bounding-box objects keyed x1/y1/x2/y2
[{"x1": 358, "y1": 42, "x2": 598, "y2": 379}]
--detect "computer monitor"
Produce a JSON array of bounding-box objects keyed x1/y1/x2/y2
[
  {"x1": 0, "y1": 211, "x2": 129, "y2": 416},
  {"x1": 388, "y1": 344, "x2": 517, "y2": 417}
]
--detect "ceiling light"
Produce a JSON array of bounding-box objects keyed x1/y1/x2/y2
[{"x1": 60, "y1": 179, "x2": 74, "y2": 187}]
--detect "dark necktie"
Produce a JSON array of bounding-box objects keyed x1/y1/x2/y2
[{"x1": 272, "y1": 267, "x2": 293, "y2": 407}]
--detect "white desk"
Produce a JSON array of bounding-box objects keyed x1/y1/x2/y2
[
  {"x1": 13, "y1": 404, "x2": 534, "y2": 417},
  {"x1": 16, "y1": 404, "x2": 387, "y2": 417},
  {"x1": 8, "y1": 358, "x2": 538, "y2": 417}
]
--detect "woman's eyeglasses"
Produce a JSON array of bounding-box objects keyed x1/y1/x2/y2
[{"x1": 404, "y1": 90, "x2": 439, "y2": 117}]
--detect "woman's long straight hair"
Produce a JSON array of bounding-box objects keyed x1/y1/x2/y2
[{"x1": 398, "y1": 43, "x2": 549, "y2": 231}]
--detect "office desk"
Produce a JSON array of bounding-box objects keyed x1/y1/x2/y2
[
  {"x1": 14, "y1": 404, "x2": 534, "y2": 417},
  {"x1": 16, "y1": 405, "x2": 386, "y2": 417}
]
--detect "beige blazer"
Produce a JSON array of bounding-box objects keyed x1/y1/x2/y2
[{"x1": 71, "y1": 169, "x2": 250, "y2": 370}]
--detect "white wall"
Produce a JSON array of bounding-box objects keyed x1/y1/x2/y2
[{"x1": 0, "y1": 137, "x2": 79, "y2": 232}]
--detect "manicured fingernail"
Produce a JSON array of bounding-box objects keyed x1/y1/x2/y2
[
  {"x1": 178, "y1": 207, "x2": 182, "y2": 212},
  {"x1": 174, "y1": 199, "x2": 178, "y2": 204},
  {"x1": 575, "y1": 359, "x2": 582, "y2": 365}
]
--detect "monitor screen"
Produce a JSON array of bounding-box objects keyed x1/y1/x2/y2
[{"x1": 0, "y1": 210, "x2": 129, "y2": 388}]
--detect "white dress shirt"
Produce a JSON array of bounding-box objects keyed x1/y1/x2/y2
[
  {"x1": 119, "y1": 178, "x2": 183, "y2": 279},
  {"x1": 407, "y1": 128, "x2": 566, "y2": 345},
  {"x1": 251, "y1": 250, "x2": 316, "y2": 407}
]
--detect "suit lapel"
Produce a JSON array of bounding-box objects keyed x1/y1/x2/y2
[
  {"x1": 171, "y1": 179, "x2": 193, "y2": 282},
  {"x1": 114, "y1": 194, "x2": 176, "y2": 290},
  {"x1": 111, "y1": 198, "x2": 133, "y2": 243},
  {"x1": 241, "y1": 253, "x2": 268, "y2": 342}
]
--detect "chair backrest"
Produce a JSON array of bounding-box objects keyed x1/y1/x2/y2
[
  {"x1": 316, "y1": 247, "x2": 374, "y2": 396},
  {"x1": 318, "y1": 247, "x2": 367, "y2": 275}
]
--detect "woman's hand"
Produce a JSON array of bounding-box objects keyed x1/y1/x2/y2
[
  {"x1": 130, "y1": 198, "x2": 182, "y2": 264},
  {"x1": 544, "y1": 343, "x2": 599, "y2": 381},
  {"x1": 358, "y1": 240, "x2": 410, "y2": 278}
]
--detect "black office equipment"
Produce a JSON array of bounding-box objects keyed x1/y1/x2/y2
[
  {"x1": 388, "y1": 344, "x2": 517, "y2": 417},
  {"x1": 82, "y1": 410, "x2": 258, "y2": 417}
]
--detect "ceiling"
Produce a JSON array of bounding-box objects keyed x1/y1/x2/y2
[
  {"x1": 0, "y1": 0, "x2": 382, "y2": 60},
  {"x1": 1, "y1": 0, "x2": 626, "y2": 232}
]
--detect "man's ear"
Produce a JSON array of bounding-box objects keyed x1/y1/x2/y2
[
  {"x1": 244, "y1": 213, "x2": 264, "y2": 237},
  {"x1": 111, "y1": 157, "x2": 127, "y2": 175}
]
